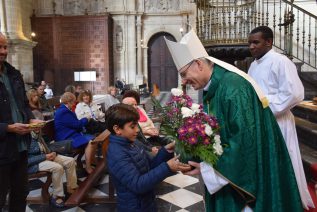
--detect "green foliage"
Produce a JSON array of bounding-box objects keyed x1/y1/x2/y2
[{"x1": 175, "y1": 139, "x2": 219, "y2": 165}]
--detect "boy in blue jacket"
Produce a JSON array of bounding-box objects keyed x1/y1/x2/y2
[{"x1": 105, "y1": 104, "x2": 191, "y2": 212}]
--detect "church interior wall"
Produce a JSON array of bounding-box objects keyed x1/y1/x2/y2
[{"x1": 1, "y1": 0, "x2": 194, "y2": 94}]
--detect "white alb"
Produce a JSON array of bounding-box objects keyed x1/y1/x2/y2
[{"x1": 248, "y1": 49, "x2": 314, "y2": 209}]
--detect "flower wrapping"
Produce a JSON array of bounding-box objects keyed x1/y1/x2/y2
[{"x1": 152, "y1": 88, "x2": 223, "y2": 165}]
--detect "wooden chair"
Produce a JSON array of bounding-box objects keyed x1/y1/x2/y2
[
  {"x1": 40, "y1": 120, "x2": 115, "y2": 206},
  {"x1": 27, "y1": 171, "x2": 52, "y2": 204},
  {"x1": 47, "y1": 96, "x2": 61, "y2": 110},
  {"x1": 138, "y1": 83, "x2": 150, "y2": 97}
]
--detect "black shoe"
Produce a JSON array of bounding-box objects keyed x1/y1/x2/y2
[{"x1": 50, "y1": 196, "x2": 65, "y2": 208}]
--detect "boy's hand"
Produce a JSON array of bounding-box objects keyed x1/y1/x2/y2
[
  {"x1": 164, "y1": 141, "x2": 175, "y2": 153},
  {"x1": 167, "y1": 156, "x2": 192, "y2": 172},
  {"x1": 151, "y1": 147, "x2": 159, "y2": 154}
]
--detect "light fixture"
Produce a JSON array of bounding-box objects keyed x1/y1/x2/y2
[
  {"x1": 74, "y1": 71, "x2": 97, "y2": 94},
  {"x1": 74, "y1": 71, "x2": 96, "y2": 82},
  {"x1": 140, "y1": 39, "x2": 144, "y2": 48},
  {"x1": 31, "y1": 32, "x2": 36, "y2": 37}
]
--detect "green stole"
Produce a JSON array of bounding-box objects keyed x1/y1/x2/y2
[{"x1": 202, "y1": 65, "x2": 302, "y2": 212}]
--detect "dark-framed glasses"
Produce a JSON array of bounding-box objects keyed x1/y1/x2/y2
[{"x1": 179, "y1": 60, "x2": 195, "y2": 79}]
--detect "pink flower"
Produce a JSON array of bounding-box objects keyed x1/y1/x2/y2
[
  {"x1": 178, "y1": 127, "x2": 187, "y2": 137},
  {"x1": 187, "y1": 126, "x2": 194, "y2": 133},
  {"x1": 151, "y1": 87, "x2": 223, "y2": 166},
  {"x1": 203, "y1": 138, "x2": 210, "y2": 145},
  {"x1": 188, "y1": 136, "x2": 198, "y2": 145}
]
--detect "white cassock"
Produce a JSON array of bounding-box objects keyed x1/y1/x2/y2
[{"x1": 248, "y1": 49, "x2": 314, "y2": 209}]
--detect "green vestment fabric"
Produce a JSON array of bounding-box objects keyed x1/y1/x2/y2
[{"x1": 203, "y1": 65, "x2": 302, "y2": 212}]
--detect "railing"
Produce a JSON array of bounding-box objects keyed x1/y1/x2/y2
[{"x1": 196, "y1": 0, "x2": 317, "y2": 69}]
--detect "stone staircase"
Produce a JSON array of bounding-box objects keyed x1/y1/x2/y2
[{"x1": 293, "y1": 101, "x2": 317, "y2": 181}]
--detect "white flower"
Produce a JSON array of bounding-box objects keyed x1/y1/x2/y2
[
  {"x1": 214, "y1": 135, "x2": 221, "y2": 144},
  {"x1": 191, "y1": 103, "x2": 201, "y2": 113},
  {"x1": 204, "y1": 124, "x2": 213, "y2": 136},
  {"x1": 181, "y1": 107, "x2": 194, "y2": 118},
  {"x1": 213, "y1": 142, "x2": 223, "y2": 156},
  {"x1": 171, "y1": 88, "x2": 183, "y2": 96}
]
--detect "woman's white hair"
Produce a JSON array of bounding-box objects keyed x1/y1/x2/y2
[{"x1": 60, "y1": 92, "x2": 76, "y2": 104}]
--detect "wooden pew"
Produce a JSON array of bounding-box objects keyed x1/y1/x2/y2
[
  {"x1": 65, "y1": 129, "x2": 116, "y2": 206},
  {"x1": 38, "y1": 120, "x2": 116, "y2": 206},
  {"x1": 42, "y1": 119, "x2": 85, "y2": 169},
  {"x1": 46, "y1": 96, "x2": 61, "y2": 110},
  {"x1": 27, "y1": 171, "x2": 52, "y2": 204}
]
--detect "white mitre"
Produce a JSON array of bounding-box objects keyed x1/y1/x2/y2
[
  {"x1": 164, "y1": 30, "x2": 208, "y2": 71},
  {"x1": 164, "y1": 29, "x2": 269, "y2": 108}
]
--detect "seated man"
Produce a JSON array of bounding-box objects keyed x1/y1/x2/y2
[
  {"x1": 28, "y1": 130, "x2": 78, "y2": 208},
  {"x1": 37, "y1": 84, "x2": 53, "y2": 113}
]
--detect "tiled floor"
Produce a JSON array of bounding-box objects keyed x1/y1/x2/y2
[{"x1": 26, "y1": 171, "x2": 205, "y2": 212}]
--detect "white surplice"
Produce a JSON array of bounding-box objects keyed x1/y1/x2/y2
[{"x1": 248, "y1": 49, "x2": 314, "y2": 209}]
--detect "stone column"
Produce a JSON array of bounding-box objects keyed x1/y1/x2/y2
[
  {"x1": 126, "y1": 14, "x2": 137, "y2": 85},
  {"x1": 136, "y1": 15, "x2": 142, "y2": 75},
  {"x1": 0, "y1": 0, "x2": 8, "y2": 35},
  {"x1": 1, "y1": 0, "x2": 36, "y2": 83},
  {"x1": 4, "y1": 0, "x2": 27, "y2": 40},
  {"x1": 135, "y1": 15, "x2": 144, "y2": 86},
  {"x1": 143, "y1": 46, "x2": 148, "y2": 83}
]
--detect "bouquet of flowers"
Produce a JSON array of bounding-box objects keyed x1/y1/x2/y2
[{"x1": 152, "y1": 88, "x2": 223, "y2": 166}]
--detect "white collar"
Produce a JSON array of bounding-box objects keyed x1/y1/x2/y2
[
  {"x1": 204, "y1": 80, "x2": 211, "y2": 91},
  {"x1": 255, "y1": 49, "x2": 274, "y2": 63}
]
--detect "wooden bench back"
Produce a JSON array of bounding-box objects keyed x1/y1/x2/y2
[
  {"x1": 47, "y1": 96, "x2": 61, "y2": 109},
  {"x1": 42, "y1": 119, "x2": 55, "y2": 141}
]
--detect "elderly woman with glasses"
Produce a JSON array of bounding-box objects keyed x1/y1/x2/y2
[{"x1": 54, "y1": 92, "x2": 98, "y2": 174}]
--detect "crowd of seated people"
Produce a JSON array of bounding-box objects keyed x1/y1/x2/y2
[{"x1": 25, "y1": 81, "x2": 156, "y2": 207}]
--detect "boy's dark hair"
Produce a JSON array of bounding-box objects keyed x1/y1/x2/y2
[
  {"x1": 250, "y1": 26, "x2": 273, "y2": 40},
  {"x1": 122, "y1": 90, "x2": 140, "y2": 104},
  {"x1": 105, "y1": 103, "x2": 140, "y2": 134}
]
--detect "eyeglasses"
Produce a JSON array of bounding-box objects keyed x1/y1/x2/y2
[{"x1": 179, "y1": 60, "x2": 195, "y2": 79}]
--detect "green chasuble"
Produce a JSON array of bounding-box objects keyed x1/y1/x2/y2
[{"x1": 203, "y1": 65, "x2": 302, "y2": 212}]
